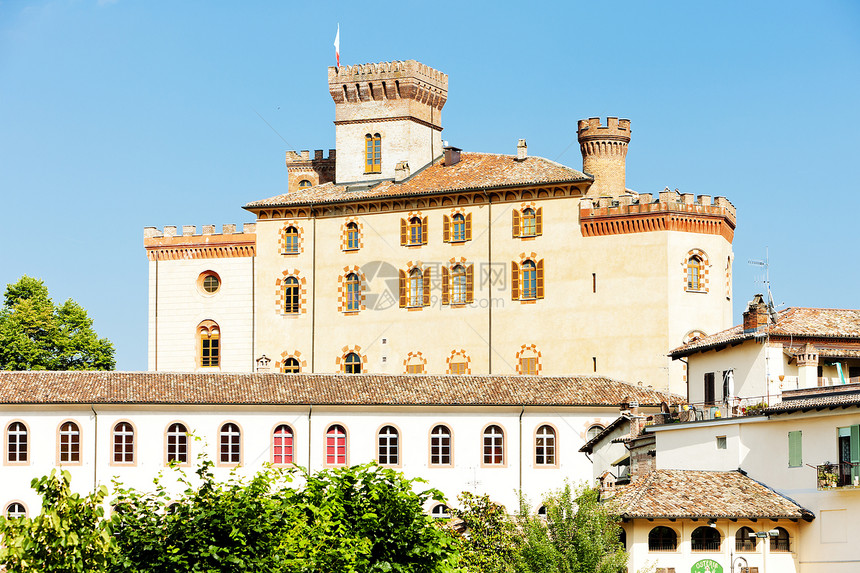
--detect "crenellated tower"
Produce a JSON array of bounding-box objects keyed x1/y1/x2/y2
[
  {"x1": 328, "y1": 60, "x2": 448, "y2": 184},
  {"x1": 577, "y1": 117, "x2": 631, "y2": 197}
]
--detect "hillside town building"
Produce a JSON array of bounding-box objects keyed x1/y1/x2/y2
[{"x1": 144, "y1": 59, "x2": 736, "y2": 396}]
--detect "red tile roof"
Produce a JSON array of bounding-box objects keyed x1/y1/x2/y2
[
  {"x1": 0, "y1": 371, "x2": 673, "y2": 406},
  {"x1": 765, "y1": 383, "x2": 860, "y2": 414},
  {"x1": 670, "y1": 307, "x2": 860, "y2": 358},
  {"x1": 244, "y1": 152, "x2": 591, "y2": 209},
  {"x1": 612, "y1": 470, "x2": 813, "y2": 520}
]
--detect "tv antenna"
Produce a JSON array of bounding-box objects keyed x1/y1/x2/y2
[{"x1": 748, "y1": 247, "x2": 780, "y2": 323}]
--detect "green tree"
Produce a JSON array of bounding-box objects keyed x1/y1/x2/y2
[
  {"x1": 0, "y1": 275, "x2": 115, "y2": 370},
  {"x1": 515, "y1": 485, "x2": 627, "y2": 573},
  {"x1": 0, "y1": 470, "x2": 114, "y2": 573},
  {"x1": 451, "y1": 492, "x2": 519, "y2": 573}
]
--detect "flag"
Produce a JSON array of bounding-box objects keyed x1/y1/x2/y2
[{"x1": 333, "y1": 24, "x2": 340, "y2": 67}]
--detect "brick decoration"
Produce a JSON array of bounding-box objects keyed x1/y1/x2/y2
[
  {"x1": 403, "y1": 351, "x2": 427, "y2": 374},
  {"x1": 278, "y1": 221, "x2": 304, "y2": 255},
  {"x1": 446, "y1": 349, "x2": 472, "y2": 374},
  {"x1": 275, "y1": 350, "x2": 308, "y2": 373},
  {"x1": 516, "y1": 344, "x2": 542, "y2": 375},
  {"x1": 726, "y1": 255, "x2": 732, "y2": 300},
  {"x1": 682, "y1": 249, "x2": 710, "y2": 293},
  {"x1": 341, "y1": 218, "x2": 364, "y2": 251},
  {"x1": 514, "y1": 252, "x2": 544, "y2": 301},
  {"x1": 335, "y1": 346, "x2": 368, "y2": 373},
  {"x1": 337, "y1": 266, "x2": 367, "y2": 313},
  {"x1": 274, "y1": 270, "x2": 308, "y2": 315},
  {"x1": 401, "y1": 211, "x2": 427, "y2": 247}
]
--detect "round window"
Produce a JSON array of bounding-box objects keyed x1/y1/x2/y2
[{"x1": 197, "y1": 271, "x2": 221, "y2": 295}]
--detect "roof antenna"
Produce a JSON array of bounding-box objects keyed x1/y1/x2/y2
[{"x1": 748, "y1": 247, "x2": 781, "y2": 323}]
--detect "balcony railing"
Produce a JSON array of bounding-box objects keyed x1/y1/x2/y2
[
  {"x1": 672, "y1": 396, "x2": 772, "y2": 422},
  {"x1": 816, "y1": 462, "x2": 860, "y2": 490}
]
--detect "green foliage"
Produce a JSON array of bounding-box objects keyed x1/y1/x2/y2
[
  {"x1": 0, "y1": 275, "x2": 115, "y2": 370},
  {"x1": 451, "y1": 492, "x2": 518, "y2": 573},
  {"x1": 0, "y1": 470, "x2": 114, "y2": 573}
]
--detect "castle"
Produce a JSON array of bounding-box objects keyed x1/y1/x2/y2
[{"x1": 144, "y1": 59, "x2": 736, "y2": 395}]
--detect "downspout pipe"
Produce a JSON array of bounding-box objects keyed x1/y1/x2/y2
[
  {"x1": 519, "y1": 405, "x2": 525, "y2": 495},
  {"x1": 307, "y1": 405, "x2": 313, "y2": 470},
  {"x1": 90, "y1": 405, "x2": 98, "y2": 491}
]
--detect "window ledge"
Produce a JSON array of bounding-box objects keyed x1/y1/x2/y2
[
  {"x1": 685, "y1": 289, "x2": 708, "y2": 294},
  {"x1": 342, "y1": 311, "x2": 360, "y2": 316},
  {"x1": 519, "y1": 299, "x2": 538, "y2": 304}
]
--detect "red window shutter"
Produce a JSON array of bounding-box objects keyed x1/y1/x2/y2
[
  {"x1": 400, "y1": 219, "x2": 407, "y2": 246},
  {"x1": 423, "y1": 267, "x2": 431, "y2": 306},
  {"x1": 442, "y1": 266, "x2": 449, "y2": 305},
  {"x1": 465, "y1": 213, "x2": 472, "y2": 241},
  {"x1": 421, "y1": 217, "x2": 428, "y2": 245},
  {"x1": 511, "y1": 261, "x2": 520, "y2": 300},
  {"x1": 466, "y1": 264, "x2": 474, "y2": 303},
  {"x1": 536, "y1": 259, "x2": 545, "y2": 299},
  {"x1": 535, "y1": 207, "x2": 543, "y2": 235},
  {"x1": 512, "y1": 209, "x2": 521, "y2": 237},
  {"x1": 398, "y1": 270, "x2": 406, "y2": 308},
  {"x1": 443, "y1": 215, "x2": 450, "y2": 242}
]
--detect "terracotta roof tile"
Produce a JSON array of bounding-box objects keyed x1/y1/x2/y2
[
  {"x1": 244, "y1": 153, "x2": 591, "y2": 209},
  {"x1": 612, "y1": 470, "x2": 813, "y2": 520},
  {"x1": 670, "y1": 307, "x2": 860, "y2": 358},
  {"x1": 765, "y1": 384, "x2": 860, "y2": 414},
  {"x1": 0, "y1": 371, "x2": 672, "y2": 406}
]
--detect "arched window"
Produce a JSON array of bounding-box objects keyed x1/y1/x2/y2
[
  {"x1": 326, "y1": 424, "x2": 347, "y2": 465},
  {"x1": 430, "y1": 424, "x2": 452, "y2": 466},
  {"x1": 6, "y1": 421, "x2": 28, "y2": 463},
  {"x1": 431, "y1": 504, "x2": 450, "y2": 519},
  {"x1": 483, "y1": 425, "x2": 504, "y2": 465},
  {"x1": 198, "y1": 321, "x2": 220, "y2": 367},
  {"x1": 451, "y1": 265, "x2": 466, "y2": 304},
  {"x1": 298, "y1": 179, "x2": 312, "y2": 188},
  {"x1": 283, "y1": 357, "x2": 300, "y2": 374},
  {"x1": 518, "y1": 346, "x2": 539, "y2": 376},
  {"x1": 535, "y1": 425, "x2": 556, "y2": 466},
  {"x1": 377, "y1": 425, "x2": 399, "y2": 465},
  {"x1": 691, "y1": 526, "x2": 721, "y2": 552},
  {"x1": 687, "y1": 256, "x2": 703, "y2": 291},
  {"x1": 452, "y1": 213, "x2": 466, "y2": 242},
  {"x1": 365, "y1": 133, "x2": 381, "y2": 174},
  {"x1": 166, "y1": 423, "x2": 188, "y2": 464},
  {"x1": 619, "y1": 528, "x2": 627, "y2": 548},
  {"x1": 284, "y1": 226, "x2": 299, "y2": 254},
  {"x1": 5, "y1": 502, "x2": 26, "y2": 519},
  {"x1": 648, "y1": 526, "x2": 678, "y2": 552},
  {"x1": 220, "y1": 423, "x2": 241, "y2": 464},
  {"x1": 273, "y1": 424, "x2": 293, "y2": 465},
  {"x1": 409, "y1": 217, "x2": 423, "y2": 245},
  {"x1": 586, "y1": 424, "x2": 605, "y2": 442},
  {"x1": 735, "y1": 526, "x2": 756, "y2": 551},
  {"x1": 113, "y1": 422, "x2": 134, "y2": 464},
  {"x1": 522, "y1": 260, "x2": 537, "y2": 299},
  {"x1": 59, "y1": 421, "x2": 80, "y2": 463},
  {"x1": 346, "y1": 273, "x2": 361, "y2": 311},
  {"x1": 344, "y1": 352, "x2": 361, "y2": 374},
  {"x1": 284, "y1": 276, "x2": 300, "y2": 314},
  {"x1": 449, "y1": 358, "x2": 468, "y2": 375},
  {"x1": 346, "y1": 222, "x2": 359, "y2": 250},
  {"x1": 770, "y1": 527, "x2": 790, "y2": 552},
  {"x1": 408, "y1": 268, "x2": 423, "y2": 307},
  {"x1": 522, "y1": 208, "x2": 537, "y2": 236},
  {"x1": 537, "y1": 505, "x2": 547, "y2": 519}
]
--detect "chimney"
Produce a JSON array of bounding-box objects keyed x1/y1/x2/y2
[
  {"x1": 516, "y1": 139, "x2": 527, "y2": 161},
  {"x1": 394, "y1": 161, "x2": 411, "y2": 182},
  {"x1": 443, "y1": 146, "x2": 461, "y2": 167},
  {"x1": 256, "y1": 354, "x2": 271, "y2": 373},
  {"x1": 742, "y1": 294, "x2": 770, "y2": 333}
]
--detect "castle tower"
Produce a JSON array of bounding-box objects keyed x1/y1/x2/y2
[
  {"x1": 577, "y1": 117, "x2": 631, "y2": 197},
  {"x1": 328, "y1": 60, "x2": 448, "y2": 184}
]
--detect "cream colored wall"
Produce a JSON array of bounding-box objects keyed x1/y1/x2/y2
[
  {"x1": 623, "y1": 518, "x2": 801, "y2": 573},
  {"x1": 334, "y1": 120, "x2": 442, "y2": 183},
  {"x1": 686, "y1": 340, "x2": 767, "y2": 404},
  {"x1": 654, "y1": 410, "x2": 860, "y2": 572},
  {"x1": 252, "y1": 195, "x2": 733, "y2": 393},
  {"x1": 147, "y1": 257, "x2": 254, "y2": 372}
]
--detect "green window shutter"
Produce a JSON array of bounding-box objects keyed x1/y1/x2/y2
[
  {"x1": 850, "y1": 425, "x2": 860, "y2": 483},
  {"x1": 788, "y1": 431, "x2": 802, "y2": 467}
]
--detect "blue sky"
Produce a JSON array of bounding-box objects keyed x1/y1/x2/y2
[{"x1": 1, "y1": 1, "x2": 858, "y2": 370}]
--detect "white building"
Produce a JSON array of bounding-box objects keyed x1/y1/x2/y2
[{"x1": 0, "y1": 370, "x2": 669, "y2": 518}]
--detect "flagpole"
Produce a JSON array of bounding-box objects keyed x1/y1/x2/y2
[{"x1": 334, "y1": 24, "x2": 340, "y2": 68}]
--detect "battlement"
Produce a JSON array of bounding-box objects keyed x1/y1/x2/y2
[
  {"x1": 328, "y1": 59, "x2": 448, "y2": 109},
  {"x1": 579, "y1": 189, "x2": 736, "y2": 241},
  {"x1": 285, "y1": 149, "x2": 336, "y2": 165},
  {"x1": 144, "y1": 223, "x2": 256, "y2": 239},
  {"x1": 577, "y1": 117, "x2": 631, "y2": 142},
  {"x1": 143, "y1": 224, "x2": 256, "y2": 261}
]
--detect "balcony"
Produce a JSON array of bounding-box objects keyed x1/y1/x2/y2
[
  {"x1": 816, "y1": 462, "x2": 860, "y2": 490},
  {"x1": 669, "y1": 396, "x2": 772, "y2": 423}
]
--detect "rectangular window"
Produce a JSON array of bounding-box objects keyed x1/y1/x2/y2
[
  {"x1": 837, "y1": 425, "x2": 859, "y2": 485},
  {"x1": 521, "y1": 358, "x2": 537, "y2": 375},
  {"x1": 704, "y1": 372, "x2": 715, "y2": 405},
  {"x1": 450, "y1": 362, "x2": 467, "y2": 375},
  {"x1": 788, "y1": 431, "x2": 802, "y2": 467},
  {"x1": 202, "y1": 338, "x2": 219, "y2": 367},
  {"x1": 716, "y1": 436, "x2": 727, "y2": 450}
]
